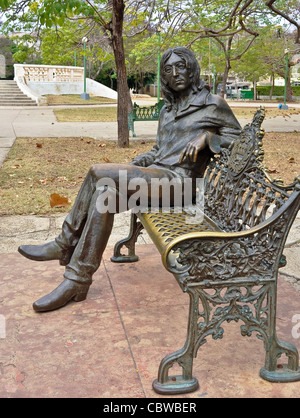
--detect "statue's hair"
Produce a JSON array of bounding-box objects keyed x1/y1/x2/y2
[{"x1": 160, "y1": 46, "x2": 208, "y2": 111}]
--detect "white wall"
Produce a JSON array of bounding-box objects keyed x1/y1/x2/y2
[
  {"x1": 14, "y1": 63, "x2": 118, "y2": 104},
  {"x1": 26, "y1": 78, "x2": 117, "y2": 100}
]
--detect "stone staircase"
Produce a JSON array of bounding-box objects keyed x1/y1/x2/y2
[{"x1": 0, "y1": 80, "x2": 37, "y2": 106}]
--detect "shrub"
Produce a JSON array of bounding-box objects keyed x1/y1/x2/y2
[{"x1": 254, "y1": 85, "x2": 300, "y2": 95}]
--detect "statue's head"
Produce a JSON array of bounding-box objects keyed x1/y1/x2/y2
[{"x1": 160, "y1": 47, "x2": 204, "y2": 111}]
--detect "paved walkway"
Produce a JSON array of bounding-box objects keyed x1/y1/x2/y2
[
  {"x1": 1, "y1": 99, "x2": 300, "y2": 167},
  {"x1": 0, "y1": 245, "x2": 300, "y2": 398},
  {"x1": 0, "y1": 99, "x2": 299, "y2": 398}
]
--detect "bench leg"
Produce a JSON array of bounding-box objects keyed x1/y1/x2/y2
[
  {"x1": 152, "y1": 291, "x2": 200, "y2": 395},
  {"x1": 260, "y1": 337, "x2": 300, "y2": 382},
  {"x1": 128, "y1": 115, "x2": 136, "y2": 138},
  {"x1": 260, "y1": 283, "x2": 300, "y2": 382},
  {"x1": 152, "y1": 278, "x2": 300, "y2": 394},
  {"x1": 111, "y1": 213, "x2": 144, "y2": 263}
]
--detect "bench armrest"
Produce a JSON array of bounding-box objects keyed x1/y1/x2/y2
[{"x1": 162, "y1": 191, "x2": 299, "y2": 273}]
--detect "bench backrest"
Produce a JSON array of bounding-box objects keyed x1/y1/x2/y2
[
  {"x1": 203, "y1": 107, "x2": 300, "y2": 232},
  {"x1": 132, "y1": 100, "x2": 165, "y2": 121}
]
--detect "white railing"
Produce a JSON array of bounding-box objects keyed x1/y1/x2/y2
[
  {"x1": 13, "y1": 63, "x2": 118, "y2": 103},
  {"x1": 14, "y1": 64, "x2": 84, "y2": 83}
]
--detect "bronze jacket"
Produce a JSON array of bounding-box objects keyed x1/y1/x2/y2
[{"x1": 132, "y1": 87, "x2": 241, "y2": 178}]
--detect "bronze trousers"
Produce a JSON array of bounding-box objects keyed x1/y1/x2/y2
[{"x1": 55, "y1": 163, "x2": 185, "y2": 284}]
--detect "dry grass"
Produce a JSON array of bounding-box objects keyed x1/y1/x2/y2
[
  {"x1": 0, "y1": 131, "x2": 299, "y2": 216},
  {"x1": 0, "y1": 138, "x2": 152, "y2": 215},
  {"x1": 54, "y1": 106, "x2": 117, "y2": 122},
  {"x1": 45, "y1": 94, "x2": 117, "y2": 106},
  {"x1": 53, "y1": 105, "x2": 300, "y2": 123},
  {"x1": 262, "y1": 131, "x2": 300, "y2": 184},
  {"x1": 232, "y1": 107, "x2": 300, "y2": 119}
]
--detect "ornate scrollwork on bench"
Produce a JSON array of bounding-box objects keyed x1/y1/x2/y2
[{"x1": 113, "y1": 106, "x2": 300, "y2": 394}]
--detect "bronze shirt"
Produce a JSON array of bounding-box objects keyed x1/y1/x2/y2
[{"x1": 132, "y1": 87, "x2": 241, "y2": 177}]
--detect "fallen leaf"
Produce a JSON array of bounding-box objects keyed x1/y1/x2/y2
[
  {"x1": 268, "y1": 168, "x2": 278, "y2": 173},
  {"x1": 288, "y1": 157, "x2": 295, "y2": 163},
  {"x1": 36, "y1": 143, "x2": 43, "y2": 148},
  {"x1": 103, "y1": 157, "x2": 110, "y2": 163},
  {"x1": 11, "y1": 164, "x2": 21, "y2": 168},
  {"x1": 50, "y1": 193, "x2": 71, "y2": 208}
]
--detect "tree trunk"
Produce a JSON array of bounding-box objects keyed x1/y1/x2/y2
[
  {"x1": 220, "y1": 59, "x2": 231, "y2": 98},
  {"x1": 277, "y1": 63, "x2": 292, "y2": 102},
  {"x1": 253, "y1": 77, "x2": 257, "y2": 100},
  {"x1": 269, "y1": 73, "x2": 274, "y2": 100},
  {"x1": 111, "y1": 0, "x2": 129, "y2": 148},
  {"x1": 286, "y1": 71, "x2": 292, "y2": 102}
]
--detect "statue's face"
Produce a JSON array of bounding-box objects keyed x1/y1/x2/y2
[{"x1": 163, "y1": 53, "x2": 192, "y2": 94}]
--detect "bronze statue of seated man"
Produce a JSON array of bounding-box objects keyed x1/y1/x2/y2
[{"x1": 18, "y1": 46, "x2": 241, "y2": 312}]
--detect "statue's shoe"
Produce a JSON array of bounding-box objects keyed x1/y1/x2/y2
[
  {"x1": 33, "y1": 279, "x2": 90, "y2": 312},
  {"x1": 18, "y1": 241, "x2": 72, "y2": 266}
]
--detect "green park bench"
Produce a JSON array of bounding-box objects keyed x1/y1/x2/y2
[
  {"x1": 128, "y1": 99, "x2": 165, "y2": 137},
  {"x1": 112, "y1": 107, "x2": 300, "y2": 394}
]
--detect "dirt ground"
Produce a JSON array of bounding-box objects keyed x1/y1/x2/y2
[
  {"x1": 0, "y1": 131, "x2": 299, "y2": 216},
  {"x1": 262, "y1": 131, "x2": 300, "y2": 185}
]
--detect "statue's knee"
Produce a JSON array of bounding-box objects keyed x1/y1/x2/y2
[
  {"x1": 89, "y1": 164, "x2": 97, "y2": 176},
  {"x1": 89, "y1": 163, "x2": 105, "y2": 180}
]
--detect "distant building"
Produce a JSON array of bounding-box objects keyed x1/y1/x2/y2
[{"x1": 291, "y1": 54, "x2": 300, "y2": 83}]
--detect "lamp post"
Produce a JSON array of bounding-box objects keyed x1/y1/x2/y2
[
  {"x1": 80, "y1": 37, "x2": 90, "y2": 100},
  {"x1": 281, "y1": 49, "x2": 289, "y2": 110},
  {"x1": 157, "y1": 25, "x2": 162, "y2": 103},
  {"x1": 212, "y1": 63, "x2": 216, "y2": 94}
]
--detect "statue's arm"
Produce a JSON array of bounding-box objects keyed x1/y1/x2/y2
[
  {"x1": 205, "y1": 123, "x2": 241, "y2": 153},
  {"x1": 179, "y1": 98, "x2": 241, "y2": 163},
  {"x1": 130, "y1": 143, "x2": 159, "y2": 167},
  {"x1": 205, "y1": 95, "x2": 242, "y2": 152},
  {"x1": 131, "y1": 109, "x2": 165, "y2": 167}
]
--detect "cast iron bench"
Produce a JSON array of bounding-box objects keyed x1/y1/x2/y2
[
  {"x1": 113, "y1": 107, "x2": 300, "y2": 395},
  {"x1": 128, "y1": 100, "x2": 165, "y2": 137}
]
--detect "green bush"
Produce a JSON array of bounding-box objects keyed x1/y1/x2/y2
[{"x1": 254, "y1": 85, "x2": 300, "y2": 96}]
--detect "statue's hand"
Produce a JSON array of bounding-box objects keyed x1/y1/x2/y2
[{"x1": 178, "y1": 132, "x2": 209, "y2": 164}]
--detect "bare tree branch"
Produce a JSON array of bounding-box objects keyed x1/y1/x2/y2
[
  {"x1": 84, "y1": 0, "x2": 111, "y2": 31},
  {"x1": 184, "y1": 27, "x2": 243, "y2": 38},
  {"x1": 125, "y1": 0, "x2": 156, "y2": 37},
  {"x1": 265, "y1": 0, "x2": 300, "y2": 43},
  {"x1": 231, "y1": 34, "x2": 259, "y2": 60}
]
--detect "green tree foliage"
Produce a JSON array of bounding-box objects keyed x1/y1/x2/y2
[
  {"x1": 1, "y1": 0, "x2": 157, "y2": 147},
  {"x1": 152, "y1": 0, "x2": 300, "y2": 96}
]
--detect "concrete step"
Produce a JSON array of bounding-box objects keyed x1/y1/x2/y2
[
  {"x1": 0, "y1": 93, "x2": 33, "y2": 98},
  {"x1": 0, "y1": 102, "x2": 37, "y2": 106},
  {"x1": 0, "y1": 85, "x2": 25, "y2": 89},
  {"x1": 0, "y1": 97, "x2": 35, "y2": 103},
  {"x1": 0, "y1": 80, "x2": 16, "y2": 84},
  {"x1": 0, "y1": 97, "x2": 36, "y2": 102},
  {"x1": 0, "y1": 80, "x2": 37, "y2": 106},
  {"x1": 0, "y1": 98, "x2": 37, "y2": 104}
]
